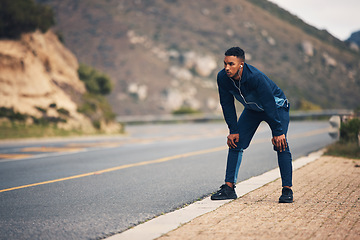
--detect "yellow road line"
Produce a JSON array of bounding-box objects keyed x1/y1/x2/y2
[
  {"x1": 0, "y1": 127, "x2": 330, "y2": 193},
  {"x1": 21, "y1": 147, "x2": 84, "y2": 152},
  {"x1": 0, "y1": 154, "x2": 34, "y2": 160},
  {"x1": 0, "y1": 146, "x2": 227, "y2": 193},
  {"x1": 66, "y1": 142, "x2": 127, "y2": 148}
]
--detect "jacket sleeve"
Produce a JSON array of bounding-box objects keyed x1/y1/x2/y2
[
  {"x1": 253, "y1": 76, "x2": 283, "y2": 136},
  {"x1": 217, "y1": 75, "x2": 238, "y2": 134}
]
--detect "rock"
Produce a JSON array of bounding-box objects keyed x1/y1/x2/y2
[
  {"x1": 161, "y1": 86, "x2": 202, "y2": 111},
  {"x1": 184, "y1": 98, "x2": 201, "y2": 109},
  {"x1": 244, "y1": 21, "x2": 256, "y2": 30},
  {"x1": 183, "y1": 51, "x2": 197, "y2": 69},
  {"x1": 206, "y1": 97, "x2": 218, "y2": 110},
  {"x1": 267, "y1": 37, "x2": 276, "y2": 46},
  {"x1": 161, "y1": 88, "x2": 184, "y2": 111},
  {"x1": 127, "y1": 83, "x2": 148, "y2": 100},
  {"x1": 246, "y1": 53, "x2": 252, "y2": 61},
  {"x1": 301, "y1": 41, "x2": 314, "y2": 57},
  {"x1": 169, "y1": 66, "x2": 193, "y2": 81},
  {"x1": 194, "y1": 54, "x2": 217, "y2": 77},
  {"x1": 226, "y1": 29, "x2": 234, "y2": 37},
  {"x1": 322, "y1": 52, "x2": 337, "y2": 67},
  {"x1": 261, "y1": 30, "x2": 268, "y2": 37},
  {"x1": 349, "y1": 42, "x2": 359, "y2": 52},
  {"x1": 201, "y1": 8, "x2": 210, "y2": 16},
  {"x1": 347, "y1": 70, "x2": 357, "y2": 81},
  {"x1": 168, "y1": 49, "x2": 180, "y2": 59}
]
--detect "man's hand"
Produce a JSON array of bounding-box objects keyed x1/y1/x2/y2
[
  {"x1": 227, "y1": 134, "x2": 239, "y2": 148},
  {"x1": 272, "y1": 134, "x2": 287, "y2": 152}
]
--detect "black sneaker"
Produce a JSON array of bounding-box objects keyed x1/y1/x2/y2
[
  {"x1": 211, "y1": 184, "x2": 237, "y2": 200},
  {"x1": 279, "y1": 187, "x2": 293, "y2": 203}
]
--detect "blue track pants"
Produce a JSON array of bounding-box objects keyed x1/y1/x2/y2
[{"x1": 225, "y1": 107, "x2": 293, "y2": 187}]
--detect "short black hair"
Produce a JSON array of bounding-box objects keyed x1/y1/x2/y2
[{"x1": 225, "y1": 47, "x2": 245, "y2": 60}]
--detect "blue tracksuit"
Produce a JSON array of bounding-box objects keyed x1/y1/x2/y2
[{"x1": 217, "y1": 63, "x2": 292, "y2": 187}]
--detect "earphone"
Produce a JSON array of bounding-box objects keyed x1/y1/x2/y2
[{"x1": 237, "y1": 65, "x2": 243, "y2": 75}]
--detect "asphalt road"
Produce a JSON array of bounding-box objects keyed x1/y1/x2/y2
[{"x1": 0, "y1": 121, "x2": 334, "y2": 240}]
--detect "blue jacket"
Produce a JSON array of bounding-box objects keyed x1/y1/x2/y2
[{"x1": 217, "y1": 63, "x2": 288, "y2": 136}]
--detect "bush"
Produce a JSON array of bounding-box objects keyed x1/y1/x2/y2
[
  {"x1": 297, "y1": 99, "x2": 322, "y2": 111},
  {"x1": 325, "y1": 118, "x2": 360, "y2": 159},
  {"x1": 77, "y1": 93, "x2": 116, "y2": 128},
  {"x1": 0, "y1": 107, "x2": 28, "y2": 121},
  {"x1": 340, "y1": 118, "x2": 360, "y2": 143},
  {"x1": 57, "y1": 108, "x2": 70, "y2": 116},
  {"x1": 77, "y1": 64, "x2": 116, "y2": 129},
  {"x1": 0, "y1": 0, "x2": 55, "y2": 39},
  {"x1": 31, "y1": 116, "x2": 66, "y2": 126},
  {"x1": 172, "y1": 107, "x2": 201, "y2": 115},
  {"x1": 78, "y1": 64, "x2": 112, "y2": 95}
]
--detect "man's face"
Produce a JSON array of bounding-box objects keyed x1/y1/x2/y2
[{"x1": 224, "y1": 56, "x2": 243, "y2": 79}]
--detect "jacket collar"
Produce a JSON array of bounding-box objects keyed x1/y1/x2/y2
[{"x1": 240, "y1": 63, "x2": 249, "y2": 84}]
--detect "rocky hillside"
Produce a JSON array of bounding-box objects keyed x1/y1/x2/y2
[
  {"x1": 0, "y1": 30, "x2": 93, "y2": 130},
  {"x1": 0, "y1": 30, "x2": 120, "y2": 133},
  {"x1": 39, "y1": 0, "x2": 360, "y2": 115}
]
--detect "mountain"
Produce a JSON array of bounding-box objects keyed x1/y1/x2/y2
[
  {"x1": 347, "y1": 30, "x2": 360, "y2": 51},
  {"x1": 37, "y1": 0, "x2": 360, "y2": 116}
]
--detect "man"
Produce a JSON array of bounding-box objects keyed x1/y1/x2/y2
[{"x1": 211, "y1": 47, "x2": 293, "y2": 203}]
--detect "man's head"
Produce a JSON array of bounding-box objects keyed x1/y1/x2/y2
[
  {"x1": 225, "y1": 47, "x2": 245, "y2": 60},
  {"x1": 224, "y1": 47, "x2": 245, "y2": 80}
]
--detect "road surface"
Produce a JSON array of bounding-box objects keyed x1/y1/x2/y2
[{"x1": 0, "y1": 121, "x2": 334, "y2": 239}]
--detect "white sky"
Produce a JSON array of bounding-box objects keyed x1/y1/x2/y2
[{"x1": 267, "y1": 0, "x2": 360, "y2": 40}]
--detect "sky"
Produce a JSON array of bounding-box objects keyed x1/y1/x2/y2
[{"x1": 266, "y1": 0, "x2": 360, "y2": 40}]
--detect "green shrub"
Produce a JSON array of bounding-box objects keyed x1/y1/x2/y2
[
  {"x1": 31, "y1": 116, "x2": 66, "y2": 126},
  {"x1": 35, "y1": 106, "x2": 47, "y2": 114},
  {"x1": 57, "y1": 108, "x2": 70, "y2": 116},
  {"x1": 172, "y1": 107, "x2": 201, "y2": 115},
  {"x1": 77, "y1": 64, "x2": 116, "y2": 129},
  {"x1": 326, "y1": 117, "x2": 360, "y2": 159},
  {"x1": 49, "y1": 103, "x2": 57, "y2": 108},
  {"x1": 92, "y1": 120, "x2": 101, "y2": 130},
  {"x1": 297, "y1": 99, "x2": 322, "y2": 111},
  {"x1": 0, "y1": 107, "x2": 28, "y2": 121},
  {"x1": 77, "y1": 93, "x2": 116, "y2": 128},
  {"x1": 78, "y1": 64, "x2": 112, "y2": 95},
  {"x1": 0, "y1": 0, "x2": 55, "y2": 39},
  {"x1": 340, "y1": 118, "x2": 360, "y2": 143}
]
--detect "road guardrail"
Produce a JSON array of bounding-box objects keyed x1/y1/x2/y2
[{"x1": 116, "y1": 109, "x2": 354, "y2": 124}]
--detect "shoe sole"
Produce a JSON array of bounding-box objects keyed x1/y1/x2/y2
[
  {"x1": 211, "y1": 198, "x2": 237, "y2": 201},
  {"x1": 211, "y1": 196, "x2": 237, "y2": 200}
]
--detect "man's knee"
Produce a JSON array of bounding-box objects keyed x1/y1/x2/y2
[{"x1": 229, "y1": 145, "x2": 245, "y2": 152}]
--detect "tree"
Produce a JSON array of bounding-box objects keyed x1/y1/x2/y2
[{"x1": 0, "y1": 0, "x2": 55, "y2": 39}]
